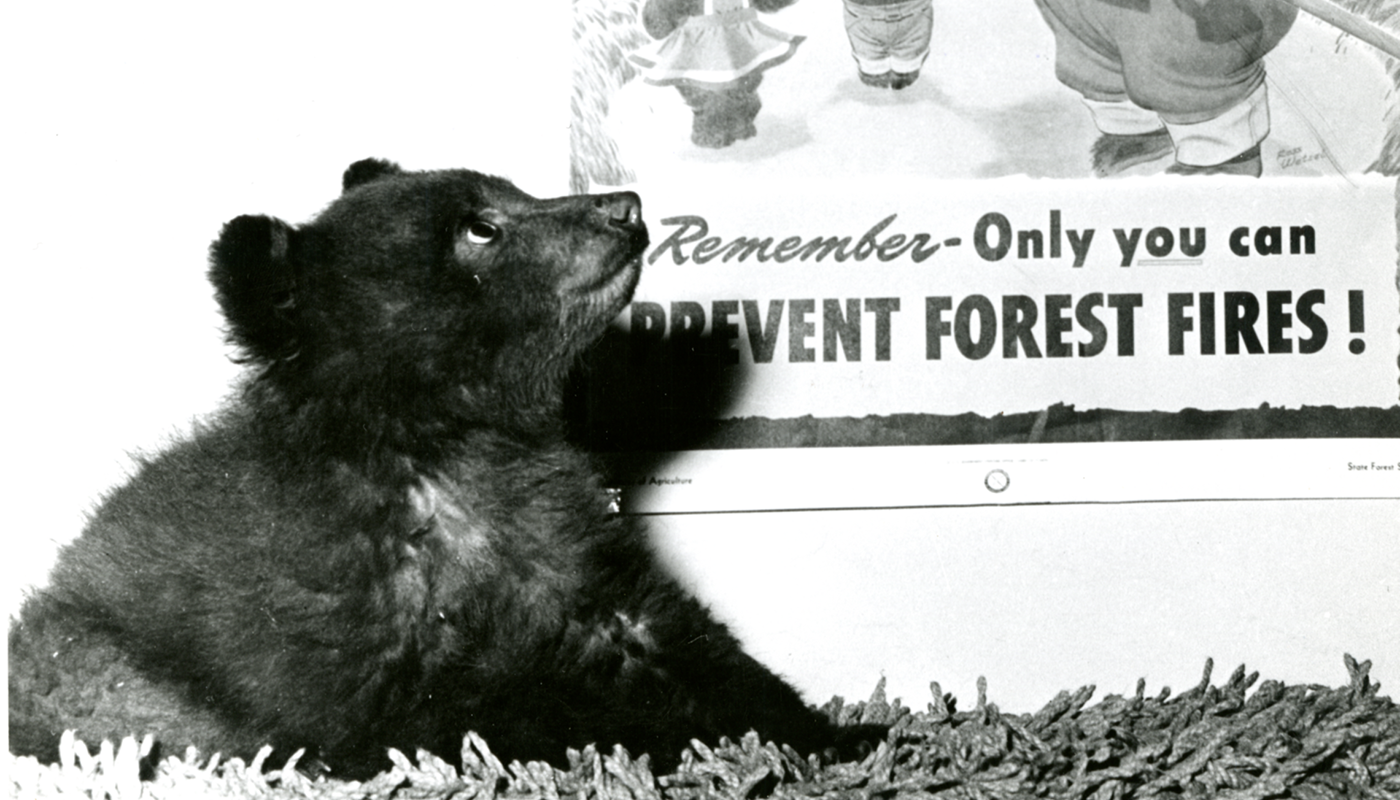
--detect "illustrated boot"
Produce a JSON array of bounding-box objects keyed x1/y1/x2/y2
[{"x1": 1091, "y1": 129, "x2": 1174, "y2": 176}]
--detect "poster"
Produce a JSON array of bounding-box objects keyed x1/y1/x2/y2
[{"x1": 571, "y1": 0, "x2": 1400, "y2": 512}]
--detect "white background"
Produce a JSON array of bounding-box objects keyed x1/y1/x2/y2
[{"x1": 1, "y1": 0, "x2": 1396, "y2": 733}]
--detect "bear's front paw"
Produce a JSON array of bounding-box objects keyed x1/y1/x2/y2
[{"x1": 820, "y1": 723, "x2": 890, "y2": 765}]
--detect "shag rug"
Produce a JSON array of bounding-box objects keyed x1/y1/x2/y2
[{"x1": 8, "y1": 657, "x2": 1398, "y2": 799}]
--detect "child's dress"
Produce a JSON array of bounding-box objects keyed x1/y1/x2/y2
[
  {"x1": 630, "y1": 0, "x2": 803, "y2": 88},
  {"x1": 629, "y1": 0, "x2": 803, "y2": 148}
]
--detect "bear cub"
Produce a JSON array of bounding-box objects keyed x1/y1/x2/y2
[{"x1": 9, "y1": 159, "x2": 878, "y2": 778}]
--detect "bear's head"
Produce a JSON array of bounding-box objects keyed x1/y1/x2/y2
[{"x1": 208, "y1": 159, "x2": 647, "y2": 455}]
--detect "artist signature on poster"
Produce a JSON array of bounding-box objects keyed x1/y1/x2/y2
[{"x1": 1277, "y1": 147, "x2": 1327, "y2": 170}]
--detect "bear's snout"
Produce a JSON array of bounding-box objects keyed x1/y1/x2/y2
[
  {"x1": 593, "y1": 191, "x2": 643, "y2": 231},
  {"x1": 580, "y1": 191, "x2": 648, "y2": 280}
]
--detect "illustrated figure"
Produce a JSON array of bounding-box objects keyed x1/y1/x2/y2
[
  {"x1": 629, "y1": 0, "x2": 803, "y2": 148},
  {"x1": 842, "y1": 0, "x2": 934, "y2": 90},
  {"x1": 1034, "y1": 0, "x2": 1299, "y2": 176}
]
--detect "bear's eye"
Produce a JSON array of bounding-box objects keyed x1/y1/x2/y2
[{"x1": 463, "y1": 220, "x2": 500, "y2": 245}]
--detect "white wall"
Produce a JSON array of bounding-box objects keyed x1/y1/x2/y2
[
  {"x1": 648, "y1": 501, "x2": 1399, "y2": 713},
  {"x1": 2, "y1": 2, "x2": 1396, "y2": 721}
]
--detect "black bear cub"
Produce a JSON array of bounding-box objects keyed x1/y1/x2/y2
[{"x1": 9, "y1": 160, "x2": 876, "y2": 778}]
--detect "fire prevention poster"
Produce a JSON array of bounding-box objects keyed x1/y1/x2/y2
[{"x1": 571, "y1": 0, "x2": 1400, "y2": 512}]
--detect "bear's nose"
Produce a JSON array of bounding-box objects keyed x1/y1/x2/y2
[{"x1": 594, "y1": 192, "x2": 643, "y2": 232}]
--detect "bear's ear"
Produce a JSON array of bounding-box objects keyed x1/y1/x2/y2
[
  {"x1": 342, "y1": 158, "x2": 403, "y2": 193},
  {"x1": 208, "y1": 214, "x2": 302, "y2": 363}
]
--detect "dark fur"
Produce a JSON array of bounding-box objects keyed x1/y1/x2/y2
[{"x1": 8, "y1": 160, "x2": 876, "y2": 778}]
